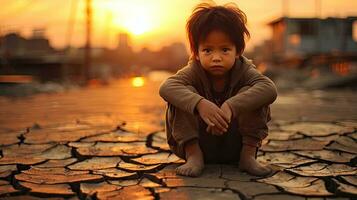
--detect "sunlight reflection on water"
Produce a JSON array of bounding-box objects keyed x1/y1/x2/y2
[
  {"x1": 131, "y1": 77, "x2": 145, "y2": 87},
  {"x1": 0, "y1": 73, "x2": 170, "y2": 133},
  {"x1": 0, "y1": 71, "x2": 356, "y2": 132}
]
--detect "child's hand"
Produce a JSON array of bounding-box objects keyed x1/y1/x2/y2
[
  {"x1": 220, "y1": 102, "x2": 232, "y2": 124},
  {"x1": 205, "y1": 102, "x2": 232, "y2": 135},
  {"x1": 206, "y1": 125, "x2": 225, "y2": 135},
  {"x1": 196, "y1": 99, "x2": 229, "y2": 133}
]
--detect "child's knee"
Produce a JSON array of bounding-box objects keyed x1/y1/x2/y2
[
  {"x1": 187, "y1": 85, "x2": 199, "y2": 94},
  {"x1": 238, "y1": 85, "x2": 251, "y2": 93},
  {"x1": 236, "y1": 85, "x2": 271, "y2": 121},
  {"x1": 166, "y1": 103, "x2": 200, "y2": 142},
  {"x1": 166, "y1": 103, "x2": 198, "y2": 125}
]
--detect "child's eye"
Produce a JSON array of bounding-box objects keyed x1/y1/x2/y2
[
  {"x1": 202, "y1": 49, "x2": 211, "y2": 53},
  {"x1": 222, "y1": 48, "x2": 230, "y2": 53}
]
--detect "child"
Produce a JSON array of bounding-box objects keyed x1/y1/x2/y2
[{"x1": 159, "y1": 2, "x2": 277, "y2": 177}]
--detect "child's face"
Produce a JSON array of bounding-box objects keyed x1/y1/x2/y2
[{"x1": 196, "y1": 30, "x2": 238, "y2": 78}]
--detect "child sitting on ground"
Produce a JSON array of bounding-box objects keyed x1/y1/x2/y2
[{"x1": 159, "y1": 2, "x2": 277, "y2": 177}]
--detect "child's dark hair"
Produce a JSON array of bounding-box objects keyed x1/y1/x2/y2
[{"x1": 186, "y1": 2, "x2": 250, "y2": 57}]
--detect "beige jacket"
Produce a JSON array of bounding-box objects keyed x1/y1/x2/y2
[{"x1": 159, "y1": 56, "x2": 278, "y2": 118}]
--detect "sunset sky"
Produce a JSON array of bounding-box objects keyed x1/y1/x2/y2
[{"x1": 1, "y1": 0, "x2": 357, "y2": 51}]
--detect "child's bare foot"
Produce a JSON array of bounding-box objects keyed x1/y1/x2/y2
[
  {"x1": 176, "y1": 140, "x2": 204, "y2": 177},
  {"x1": 239, "y1": 145, "x2": 271, "y2": 177}
]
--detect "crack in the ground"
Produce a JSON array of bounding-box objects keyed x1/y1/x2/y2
[
  {"x1": 117, "y1": 162, "x2": 167, "y2": 174},
  {"x1": 147, "y1": 187, "x2": 160, "y2": 200},
  {"x1": 17, "y1": 133, "x2": 26, "y2": 145},
  {"x1": 323, "y1": 177, "x2": 339, "y2": 195},
  {"x1": 289, "y1": 152, "x2": 340, "y2": 166},
  {"x1": 115, "y1": 122, "x2": 128, "y2": 132},
  {"x1": 223, "y1": 179, "x2": 247, "y2": 200},
  {"x1": 100, "y1": 171, "x2": 139, "y2": 181},
  {"x1": 323, "y1": 177, "x2": 356, "y2": 198},
  {"x1": 69, "y1": 182, "x2": 85, "y2": 200},
  {"x1": 146, "y1": 132, "x2": 155, "y2": 149},
  {"x1": 335, "y1": 176, "x2": 357, "y2": 187},
  {"x1": 70, "y1": 147, "x2": 89, "y2": 162},
  {"x1": 2, "y1": 120, "x2": 357, "y2": 199},
  {"x1": 142, "y1": 173, "x2": 166, "y2": 187},
  {"x1": 5, "y1": 171, "x2": 30, "y2": 196},
  {"x1": 283, "y1": 160, "x2": 320, "y2": 170}
]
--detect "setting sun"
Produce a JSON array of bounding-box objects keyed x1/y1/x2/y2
[
  {"x1": 120, "y1": 13, "x2": 154, "y2": 35},
  {"x1": 101, "y1": 1, "x2": 157, "y2": 36}
]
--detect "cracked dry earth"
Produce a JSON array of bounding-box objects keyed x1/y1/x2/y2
[{"x1": 0, "y1": 119, "x2": 356, "y2": 200}]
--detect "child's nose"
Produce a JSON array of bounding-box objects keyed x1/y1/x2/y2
[{"x1": 212, "y1": 53, "x2": 222, "y2": 62}]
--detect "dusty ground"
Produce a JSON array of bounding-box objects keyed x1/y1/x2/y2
[{"x1": 0, "y1": 77, "x2": 356, "y2": 199}]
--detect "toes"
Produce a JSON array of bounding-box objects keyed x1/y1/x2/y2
[
  {"x1": 176, "y1": 166, "x2": 200, "y2": 177},
  {"x1": 252, "y1": 165, "x2": 272, "y2": 176},
  {"x1": 185, "y1": 168, "x2": 192, "y2": 176},
  {"x1": 175, "y1": 162, "x2": 204, "y2": 177},
  {"x1": 176, "y1": 165, "x2": 191, "y2": 176},
  {"x1": 175, "y1": 166, "x2": 185, "y2": 175},
  {"x1": 175, "y1": 168, "x2": 180, "y2": 175},
  {"x1": 239, "y1": 160, "x2": 272, "y2": 177},
  {"x1": 260, "y1": 166, "x2": 272, "y2": 176},
  {"x1": 180, "y1": 168, "x2": 188, "y2": 176}
]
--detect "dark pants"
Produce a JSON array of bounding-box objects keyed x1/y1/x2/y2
[{"x1": 165, "y1": 86, "x2": 271, "y2": 163}]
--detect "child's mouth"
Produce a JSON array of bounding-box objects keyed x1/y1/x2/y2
[{"x1": 210, "y1": 66, "x2": 225, "y2": 71}]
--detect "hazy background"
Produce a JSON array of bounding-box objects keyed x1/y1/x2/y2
[
  {"x1": 1, "y1": 0, "x2": 357, "y2": 51},
  {"x1": 1, "y1": 0, "x2": 357, "y2": 131}
]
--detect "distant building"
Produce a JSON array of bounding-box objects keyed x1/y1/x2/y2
[
  {"x1": 26, "y1": 29, "x2": 53, "y2": 54},
  {"x1": 0, "y1": 29, "x2": 54, "y2": 56},
  {"x1": 268, "y1": 16, "x2": 357, "y2": 60},
  {"x1": 136, "y1": 42, "x2": 189, "y2": 72},
  {"x1": 117, "y1": 32, "x2": 131, "y2": 51},
  {"x1": 0, "y1": 33, "x2": 27, "y2": 56},
  {"x1": 0, "y1": 30, "x2": 84, "y2": 83},
  {"x1": 264, "y1": 16, "x2": 357, "y2": 89}
]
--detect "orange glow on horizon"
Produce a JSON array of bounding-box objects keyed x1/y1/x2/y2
[{"x1": 1, "y1": 0, "x2": 357, "y2": 50}]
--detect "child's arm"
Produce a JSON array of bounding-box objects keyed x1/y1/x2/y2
[
  {"x1": 225, "y1": 66, "x2": 277, "y2": 118},
  {"x1": 159, "y1": 64, "x2": 229, "y2": 131},
  {"x1": 159, "y1": 64, "x2": 204, "y2": 115}
]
